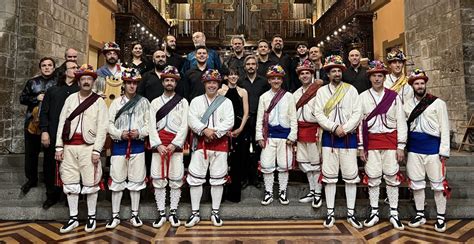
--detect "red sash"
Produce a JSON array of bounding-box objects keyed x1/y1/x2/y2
[
  {"x1": 65, "y1": 133, "x2": 86, "y2": 145},
  {"x1": 197, "y1": 136, "x2": 229, "y2": 159},
  {"x1": 297, "y1": 121, "x2": 319, "y2": 142},
  {"x1": 367, "y1": 130, "x2": 397, "y2": 150},
  {"x1": 158, "y1": 130, "x2": 183, "y2": 152}
]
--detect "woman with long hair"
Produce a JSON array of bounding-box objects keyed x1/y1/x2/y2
[{"x1": 125, "y1": 42, "x2": 152, "y2": 75}]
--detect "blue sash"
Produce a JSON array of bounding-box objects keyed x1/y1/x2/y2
[
  {"x1": 268, "y1": 125, "x2": 290, "y2": 139},
  {"x1": 112, "y1": 139, "x2": 145, "y2": 156},
  {"x1": 407, "y1": 131, "x2": 440, "y2": 154},
  {"x1": 321, "y1": 131, "x2": 357, "y2": 149}
]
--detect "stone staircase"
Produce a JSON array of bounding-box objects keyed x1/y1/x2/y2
[{"x1": 0, "y1": 152, "x2": 472, "y2": 221}]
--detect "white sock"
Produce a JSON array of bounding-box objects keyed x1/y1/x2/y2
[
  {"x1": 263, "y1": 173, "x2": 274, "y2": 194},
  {"x1": 325, "y1": 183, "x2": 336, "y2": 209},
  {"x1": 434, "y1": 191, "x2": 447, "y2": 215},
  {"x1": 130, "y1": 191, "x2": 141, "y2": 215},
  {"x1": 154, "y1": 188, "x2": 166, "y2": 211},
  {"x1": 386, "y1": 185, "x2": 399, "y2": 209},
  {"x1": 307, "y1": 172, "x2": 315, "y2": 191},
  {"x1": 413, "y1": 189, "x2": 425, "y2": 212},
  {"x1": 314, "y1": 172, "x2": 322, "y2": 194},
  {"x1": 345, "y1": 183, "x2": 357, "y2": 215},
  {"x1": 368, "y1": 186, "x2": 380, "y2": 209},
  {"x1": 170, "y1": 188, "x2": 181, "y2": 210},
  {"x1": 67, "y1": 193, "x2": 79, "y2": 216},
  {"x1": 211, "y1": 185, "x2": 224, "y2": 210},
  {"x1": 111, "y1": 191, "x2": 123, "y2": 216},
  {"x1": 190, "y1": 185, "x2": 203, "y2": 211},
  {"x1": 278, "y1": 172, "x2": 289, "y2": 192},
  {"x1": 87, "y1": 192, "x2": 98, "y2": 216}
]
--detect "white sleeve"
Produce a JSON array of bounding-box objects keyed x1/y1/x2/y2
[
  {"x1": 214, "y1": 99, "x2": 234, "y2": 138},
  {"x1": 314, "y1": 88, "x2": 337, "y2": 132},
  {"x1": 438, "y1": 101, "x2": 450, "y2": 157},
  {"x1": 148, "y1": 99, "x2": 162, "y2": 148},
  {"x1": 342, "y1": 88, "x2": 362, "y2": 133},
  {"x1": 188, "y1": 98, "x2": 207, "y2": 135},
  {"x1": 171, "y1": 100, "x2": 189, "y2": 147},
  {"x1": 287, "y1": 95, "x2": 298, "y2": 142},
  {"x1": 396, "y1": 96, "x2": 407, "y2": 150},
  {"x1": 255, "y1": 94, "x2": 265, "y2": 141},
  {"x1": 107, "y1": 100, "x2": 122, "y2": 140}
]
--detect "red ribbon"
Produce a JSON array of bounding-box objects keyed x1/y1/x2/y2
[
  {"x1": 361, "y1": 172, "x2": 369, "y2": 185},
  {"x1": 396, "y1": 171, "x2": 406, "y2": 183},
  {"x1": 225, "y1": 175, "x2": 232, "y2": 184},
  {"x1": 125, "y1": 137, "x2": 132, "y2": 160},
  {"x1": 441, "y1": 158, "x2": 452, "y2": 199},
  {"x1": 160, "y1": 151, "x2": 172, "y2": 179},
  {"x1": 55, "y1": 161, "x2": 63, "y2": 187}
]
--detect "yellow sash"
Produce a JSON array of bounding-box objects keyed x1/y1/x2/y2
[
  {"x1": 390, "y1": 75, "x2": 408, "y2": 93},
  {"x1": 323, "y1": 82, "x2": 350, "y2": 116}
]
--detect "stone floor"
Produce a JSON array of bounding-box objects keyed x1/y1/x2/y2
[{"x1": 0, "y1": 219, "x2": 473, "y2": 243}]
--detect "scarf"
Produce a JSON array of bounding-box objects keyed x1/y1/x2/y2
[
  {"x1": 323, "y1": 83, "x2": 350, "y2": 116},
  {"x1": 407, "y1": 93, "x2": 438, "y2": 127},
  {"x1": 262, "y1": 89, "x2": 286, "y2": 144},
  {"x1": 296, "y1": 83, "x2": 321, "y2": 110}
]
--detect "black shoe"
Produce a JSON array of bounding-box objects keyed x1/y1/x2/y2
[
  {"x1": 21, "y1": 181, "x2": 37, "y2": 194},
  {"x1": 253, "y1": 181, "x2": 262, "y2": 189},
  {"x1": 42, "y1": 199, "x2": 58, "y2": 210}
]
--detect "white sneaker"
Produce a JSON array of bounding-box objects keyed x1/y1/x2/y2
[
  {"x1": 211, "y1": 211, "x2": 223, "y2": 227},
  {"x1": 185, "y1": 212, "x2": 200, "y2": 228},
  {"x1": 323, "y1": 215, "x2": 335, "y2": 228},
  {"x1": 299, "y1": 191, "x2": 315, "y2": 203},
  {"x1": 347, "y1": 215, "x2": 363, "y2": 229},
  {"x1": 434, "y1": 215, "x2": 446, "y2": 233},
  {"x1": 312, "y1": 194, "x2": 322, "y2": 208},
  {"x1": 130, "y1": 214, "x2": 143, "y2": 227},
  {"x1": 169, "y1": 213, "x2": 181, "y2": 227},
  {"x1": 59, "y1": 216, "x2": 79, "y2": 233},
  {"x1": 279, "y1": 190, "x2": 289, "y2": 205},
  {"x1": 84, "y1": 215, "x2": 96, "y2": 233},
  {"x1": 408, "y1": 213, "x2": 426, "y2": 228},
  {"x1": 105, "y1": 215, "x2": 121, "y2": 229},
  {"x1": 261, "y1": 191, "x2": 273, "y2": 205},
  {"x1": 389, "y1": 215, "x2": 405, "y2": 230},
  {"x1": 363, "y1": 210, "x2": 379, "y2": 227},
  {"x1": 152, "y1": 215, "x2": 167, "y2": 228}
]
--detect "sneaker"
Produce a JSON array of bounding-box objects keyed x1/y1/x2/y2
[
  {"x1": 408, "y1": 212, "x2": 426, "y2": 228},
  {"x1": 152, "y1": 212, "x2": 167, "y2": 228},
  {"x1": 312, "y1": 193, "x2": 322, "y2": 208},
  {"x1": 105, "y1": 215, "x2": 121, "y2": 229},
  {"x1": 168, "y1": 210, "x2": 181, "y2": 227},
  {"x1": 211, "y1": 210, "x2": 223, "y2": 227},
  {"x1": 279, "y1": 190, "x2": 289, "y2": 205},
  {"x1": 298, "y1": 191, "x2": 315, "y2": 203},
  {"x1": 84, "y1": 215, "x2": 96, "y2": 233},
  {"x1": 364, "y1": 210, "x2": 380, "y2": 227},
  {"x1": 323, "y1": 214, "x2": 335, "y2": 228},
  {"x1": 130, "y1": 213, "x2": 143, "y2": 227},
  {"x1": 347, "y1": 214, "x2": 363, "y2": 229},
  {"x1": 389, "y1": 214, "x2": 405, "y2": 230},
  {"x1": 185, "y1": 211, "x2": 200, "y2": 228},
  {"x1": 59, "y1": 216, "x2": 79, "y2": 233},
  {"x1": 434, "y1": 214, "x2": 446, "y2": 233},
  {"x1": 261, "y1": 191, "x2": 273, "y2": 205}
]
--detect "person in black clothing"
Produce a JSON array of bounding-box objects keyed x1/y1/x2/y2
[
  {"x1": 256, "y1": 39, "x2": 276, "y2": 78},
  {"x1": 20, "y1": 57, "x2": 57, "y2": 194},
  {"x1": 54, "y1": 48, "x2": 78, "y2": 81},
  {"x1": 138, "y1": 49, "x2": 167, "y2": 102},
  {"x1": 238, "y1": 55, "x2": 270, "y2": 188},
  {"x1": 124, "y1": 42, "x2": 153, "y2": 75},
  {"x1": 290, "y1": 42, "x2": 309, "y2": 91},
  {"x1": 219, "y1": 68, "x2": 249, "y2": 202},
  {"x1": 39, "y1": 60, "x2": 80, "y2": 209},
  {"x1": 309, "y1": 46, "x2": 328, "y2": 84},
  {"x1": 342, "y1": 49, "x2": 370, "y2": 94},
  {"x1": 163, "y1": 35, "x2": 185, "y2": 73},
  {"x1": 180, "y1": 46, "x2": 210, "y2": 101},
  {"x1": 268, "y1": 35, "x2": 292, "y2": 91},
  {"x1": 224, "y1": 36, "x2": 247, "y2": 77}
]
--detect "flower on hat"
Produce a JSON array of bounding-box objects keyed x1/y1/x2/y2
[
  {"x1": 266, "y1": 65, "x2": 286, "y2": 78},
  {"x1": 122, "y1": 67, "x2": 141, "y2": 82},
  {"x1": 160, "y1": 65, "x2": 181, "y2": 80},
  {"x1": 408, "y1": 68, "x2": 429, "y2": 85},
  {"x1": 74, "y1": 64, "x2": 97, "y2": 79},
  {"x1": 201, "y1": 69, "x2": 222, "y2": 82},
  {"x1": 323, "y1": 55, "x2": 346, "y2": 72},
  {"x1": 296, "y1": 59, "x2": 316, "y2": 74},
  {"x1": 102, "y1": 41, "x2": 120, "y2": 53},
  {"x1": 386, "y1": 49, "x2": 406, "y2": 62},
  {"x1": 367, "y1": 60, "x2": 389, "y2": 76}
]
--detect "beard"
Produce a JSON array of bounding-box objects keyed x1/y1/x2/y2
[
  {"x1": 415, "y1": 88, "x2": 426, "y2": 97},
  {"x1": 106, "y1": 57, "x2": 117, "y2": 65},
  {"x1": 154, "y1": 62, "x2": 166, "y2": 70}
]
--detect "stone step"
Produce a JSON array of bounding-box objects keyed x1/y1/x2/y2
[{"x1": 0, "y1": 197, "x2": 471, "y2": 221}]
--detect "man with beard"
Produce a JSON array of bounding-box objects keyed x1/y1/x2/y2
[
  {"x1": 290, "y1": 42, "x2": 309, "y2": 91},
  {"x1": 138, "y1": 49, "x2": 167, "y2": 101},
  {"x1": 55, "y1": 64, "x2": 108, "y2": 233},
  {"x1": 238, "y1": 55, "x2": 270, "y2": 188},
  {"x1": 308, "y1": 46, "x2": 328, "y2": 84},
  {"x1": 40, "y1": 60, "x2": 80, "y2": 209},
  {"x1": 164, "y1": 35, "x2": 185, "y2": 73},
  {"x1": 96, "y1": 42, "x2": 125, "y2": 107},
  {"x1": 256, "y1": 39, "x2": 276, "y2": 78},
  {"x1": 106, "y1": 68, "x2": 150, "y2": 229},
  {"x1": 385, "y1": 49, "x2": 413, "y2": 104},
  {"x1": 181, "y1": 46, "x2": 210, "y2": 101},
  {"x1": 224, "y1": 36, "x2": 247, "y2": 77},
  {"x1": 181, "y1": 32, "x2": 221, "y2": 74},
  {"x1": 342, "y1": 49, "x2": 370, "y2": 94},
  {"x1": 256, "y1": 65, "x2": 297, "y2": 206},
  {"x1": 358, "y1": 60, "x2": 407, "y2": 230},
  {"x1": 293, "y1": 60, "x2": 324, "y2": 209},
  {"x1": 314, "y1": 55, "x2": 363, "y2": 229},
  {"x1": 54, "y1": 48, "x2": 78, "y2": 81},
  {"x1": 20, "y1": 57, "x2": 57, "y2": 194},
  {"x1": 268, "y1": 35, "x2": 292, "y2": 91},
  {"x1": 186, "y1": 70, "x2": 234, "y2": 227},
  {"x1": 148, "y1": 66, "x2": 189, "y2": 228},
  {"x1": 404, "y1": 69, "x2": 450, "y2": 233}
]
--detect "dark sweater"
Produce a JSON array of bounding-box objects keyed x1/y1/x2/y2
[{"x1": 342, "y1": 65, "x2": 370, "y2": 94}]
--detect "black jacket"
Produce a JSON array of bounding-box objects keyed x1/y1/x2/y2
[
  {"x1": 342, "y1": 66, "x2": 370, "y2": 94},
  {"x1": 137, "y1": 69, "x2": 164, "y2": 102},
  {"x1": 20, "y1": 75, "x2": 56, "y2": 127},
  {"x1": 238, "y1": 75, "x2": 270, "y2": 115}
]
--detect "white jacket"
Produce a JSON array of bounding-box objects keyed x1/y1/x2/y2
[
  {"x1": 188, "y1": 94, "x2": 234, "y2": 138},
  {"x1": 385, "y1": 73, "x2": 414, "y2": 104},
  {"x1": 293, "y1": 86, "x2": 318, "y2": 123},
  {"x1": 108, "y1": 95, "x2": 150, "y2": 141}
]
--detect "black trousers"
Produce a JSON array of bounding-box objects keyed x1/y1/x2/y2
[
  {"x1": 24, "y1": 131, "x2": 41, "y2": 184},
  {"x1": 226, "y1": 133, "x2": 250, "y2": 202},
  {"x1": 245, "y1": 115, "x2": 261, "y2": 185},
  {"x1": 43, "y1": 139, "x2": 62, "y2": 201}
]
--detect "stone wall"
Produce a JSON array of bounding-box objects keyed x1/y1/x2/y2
[
  {"x1": 405, "y1": 0, "x2": 472, "y2": 146},
  {"x1": 0, "y1": 0, "x2": 88, "y2": 153}
]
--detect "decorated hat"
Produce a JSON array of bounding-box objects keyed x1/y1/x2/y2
[
  {"x1": 323, "y1": 55, "x2": 346, "y2": 72},
  {"x1": 74, "y1": 64, "x2": 97, "y2": 80},
  {"x1": 122, "y1": 67, "x2": 141, "y2": 83},
  {"x1": 266, "y1": 65, "x2": 286, "y2": 78},
  {"x1": 408, "y1": 68, "x2": 429, "y2": 85},
  {"x1": 386, "y1": 49, "x2": 407, "y2": 62},
  {"x1": 201, "y1": 69, "x2": 222, "y2": 83},
  {"x1": 296, "y1": 59, "x2": 315, "y2": 74},
  {"x1": 102, "y1": 41, "x2": 120, "y2": 54},
  {"x1": 366, "y1": 60, "x2": 389, "y2": 76},
  {"x1": 160, "y1": 65, "x2": 181, "y2": 80}
]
